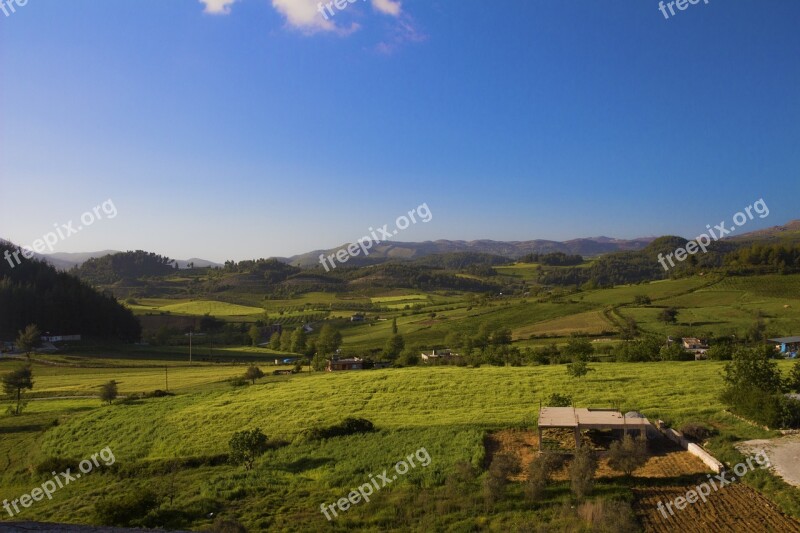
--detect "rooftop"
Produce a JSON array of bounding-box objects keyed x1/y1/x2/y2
[
  {"x1": 538, "y1": 407, "x2": 651, "y2": 430},
  {"x1": 768, "y1": 336, "x2": 800, "y2": 344}
]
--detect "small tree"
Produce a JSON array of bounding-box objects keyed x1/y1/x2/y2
[
  {"x1": 316, "y1": 324, "x2": 342, "y2": 355},
  {"x1": 392, "y1": 318, "x2": 398, "y2": 335},
  {"x1": 291, "y1": 327, "x2": 307, "y2": 354},
  {"x1": 244, "y1": 365, "x2": 265, "y2": 385},
  {"x1": 566, "y1": 360, "x2": 594, "y2": 379},
  {"x1": 658, "y1": 307, "x2": 679, "y2": 325},
  {"x1": 607, "y1": 434, "x2": 648, "y2": 477},
  {"x1": 16, "y1": 324, "x2": 41, "y2": 356},
  {"x1": 483, "y1": 452, "x2": 520, "y2": 509},
  {"x1": 659, "y1": 343, "x2": 693, "y2": 361},
  {"x1": 229, "y1": 428, "x2": 269, "y2": 470},
  {"x1": 383, "y1": 334, "x2": 405, "y2": 359},
  {"x1": 279, "y1": 330, "x2": 292, "y2": 352},
  {"x1": 248, "y1": 325, "x2": 261, "y2": 347},
  {"x1": 99, "y1": 380, "x2": 118, "y2": 405},
  {"x1": 569, "y1": 446, "x2": 597, "y2": 499},
  {"x1": 269, "y1": 331, "x2": 281, "y2": 350},
  {"x1": 562, "y1": 336, "x2": 594, "y2": 362},
  {"x1": 2, "y1": 365, "x2": 34, "y2": 415},
  {"x1": 789, "y1": 360, "x2": 800, "y2": 393},
  {"x1": 525, "y1": 452, "x2": 561, "y2": 502}
]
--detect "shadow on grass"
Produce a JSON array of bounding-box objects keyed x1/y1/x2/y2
[
  {"x1": 280, "y1": 456, "x2": 335, "y2": 473},
  {"x1": 0, "y1": 423, "x2": 48, "y2": 433}
]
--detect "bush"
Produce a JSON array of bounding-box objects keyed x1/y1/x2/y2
[
  {"x1": 144, "y1": 389, "x2": 175, "y2": 398},
  {"x1": 607, "y1": 434, "x2": 648, "y2": 477},
  {"x1": 204, "y1": 517, "x2": 249, "y2": 533},
  {"x1": 95, "y1": 490, "x2": 161, "y2": 527},
  {"x1": 304, "y1": 417, "x2": 375, "y2": 440},
  {"x1": 482, "y1": 452, "x2": 519, "y2": 508},
  {"x1": 569, "y1": 446, "x2": 597, "y2": 499},
  {"x1": 36, "y1": 457, "x2": 80, "y2": 477},
  {"x1": 679, "y1": 423, "x2": 717, "y2": 442},
  {"x1": 525, "y1": 452, "x2": 561, "y2": 502},
  {"x1": 546, "y1": 393, "x2": 572, "y2": 407}
]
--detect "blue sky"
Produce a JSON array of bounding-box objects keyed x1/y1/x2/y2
[{"x1": 1, "y1": 0, "x2": 798, "y2": 262}]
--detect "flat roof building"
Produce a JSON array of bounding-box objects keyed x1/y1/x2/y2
[{"x1": 537, "y1": 407, "x2": 652, "y2": 450}]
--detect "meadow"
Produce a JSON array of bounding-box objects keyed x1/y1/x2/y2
[{"x1": 3, "y1": 361, "x2": 800, "y2": 531}]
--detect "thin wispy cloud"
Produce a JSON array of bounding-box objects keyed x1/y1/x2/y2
[
  {"x1": 199, "y1": 0, "x2": 237, "y2": 15},
  {"x1": 375, "y1": 15, "x2": 427, "y2": 54}
]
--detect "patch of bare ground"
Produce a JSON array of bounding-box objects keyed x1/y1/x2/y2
[
  {"x1": 484, "y1": 429, "x2": 709, "y2": 481},
  {"x1": 634, "y1": 483, "x2": 800, "y2": 533}
]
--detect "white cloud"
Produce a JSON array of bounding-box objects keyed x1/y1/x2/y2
[
  {"x1": 371, "y1": 0, "x2": 402, "y2": 17},
  {"x1": 271, "y1": 0, "x2": 358, "y2": 34},
  {"x1": 200, "y1": 0, "x2": 237, "y2": 15}
]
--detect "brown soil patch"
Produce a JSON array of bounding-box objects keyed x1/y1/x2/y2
[
  {"x1": 634, "y1": 483, "x2": 800, "y2": 532},
  {"x1": 484, "y1": 429, "x2": 800, "y2": 532},
  {"x1": 484, "y1": 429, "x2": 709, "y2": 482}
]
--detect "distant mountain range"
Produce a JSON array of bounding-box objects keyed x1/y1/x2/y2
[
  {"x1": 9, "y1": 218, "x2": 799, "y2": 270},
  {"x1": 283, "y1": 237, "x2": 657, "y2": 268}
]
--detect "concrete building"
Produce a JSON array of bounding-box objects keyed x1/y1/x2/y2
[{"x1": 537, "y1": 406, "x2": 652, "y2": 450}]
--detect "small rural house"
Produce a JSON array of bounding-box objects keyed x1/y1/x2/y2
[
  {"x1": 326, "y1": 357, "x2": 364, "y2": 371},
  {"x1": 682, "y1": 337, "x2": 708, "y2": 358},
  {"x1": 768, "y1": 336, "x2": 800, "y2": 357},
  {"x1": 420, "y1": 349, "x2": 460, "y2": 362}
]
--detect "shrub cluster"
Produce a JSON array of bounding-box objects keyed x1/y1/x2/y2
[{"x1": 303, "y1": 417, "x2": 375, "y2": 440}]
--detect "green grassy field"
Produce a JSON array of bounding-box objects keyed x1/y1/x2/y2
[{"x1": 2, "y1": 360, "x2": 799, "y2": 531}]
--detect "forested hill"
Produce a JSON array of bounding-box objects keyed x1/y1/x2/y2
[
  {"x1": 0, "y1": 241, "x2": 141, "y2": 341},
  {"x1": 74, "y1": 250, "x2": 177, "y2": 284}
]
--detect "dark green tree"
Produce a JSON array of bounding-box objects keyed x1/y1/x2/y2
[
  {"x1": 2, "y1": 365, "x2": 34, "y2": 415},
  {"x1": 269, "y1": 331, "x2": 281, "y2": 350},
  {"x1": 99, "y1": 380, "x2": 118, "y2": 405},
  {"x1": 658, "y1": 307, "x2": 679, "y2": 325},
  {"x1": 291, "y1": 327, "x2": 307, "y2": 354},
  {"x1": 248, "y1": 325, "x2": 261, "y2": 347},
  {"x1": 317, "y1": 324, "x2": 342, "y2": 355},
  {"x1": 384, "y1": 334, "x2": 405, "y2": 359},
  {"x1": 229, "y1": 428, "x2": 269, "y2": 470},
  {"x1": 15, "y1": 324, "x2": 41, "y2": 356},
  {"x1": 279, "y1": 330, "x2": 292, "y2": 352},
  {"x1": 244, "y1": 365, "x2": 265, "y2": 385}
]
